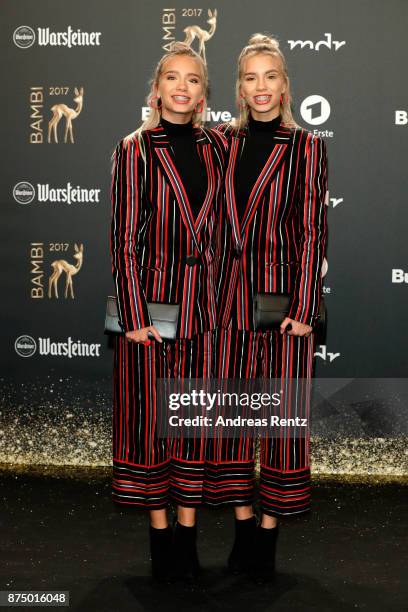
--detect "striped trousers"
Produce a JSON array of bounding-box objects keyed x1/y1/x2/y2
[
  {"x1": 204, "y1": 328, "x2": 316, "y2": 517},
  {"x1": 112, "y1": 331, "x2": 214, "y2": 510}
]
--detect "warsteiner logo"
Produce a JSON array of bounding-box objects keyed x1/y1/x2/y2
[
  {"x1": 13, "y1": 25, "x2": 101, "y2": 48},
  {"x1": 14, "y1": 335, "x2": 101, "y2": 358},
  {"x1": 13, "y1": 181, "x2": 101, "y2": 205},
  {"x1": 14, "y1": 335, "x2": 37, "y2": 358}
]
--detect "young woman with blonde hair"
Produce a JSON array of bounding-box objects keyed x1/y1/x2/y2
[
  {"x1": 211, "y1": 33, "x2": 328, "y2": 582},
  {"x1": 110, "y1": 42, "x2": 227, "y2": 583}
]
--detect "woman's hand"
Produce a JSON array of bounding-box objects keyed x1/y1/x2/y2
[
  {"x1": 280, "y1": 317, "x2": 312, "y2": 338},
  {"x1": 125, "y1": 326, "x2": 163, "y2": 345}
]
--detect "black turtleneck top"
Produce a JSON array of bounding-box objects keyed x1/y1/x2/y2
[
  {"x1": 160, "y1": 117, "x2": 207, "y2": 219},
  {"x1": 235, "y1": 113, "x2": 282, "y2": 218}
]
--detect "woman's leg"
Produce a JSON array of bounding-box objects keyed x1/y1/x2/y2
[
  {"x1": 149, "y1": 508, "x2": 168, "y2": 528},
  {"x1": 261, "y1": 513, "x2": 278, "y2": 528},
  {"x1": 228, "y1": 504, "x2": 257, "y2": 574},
  {"x1": 173, "y1": 506, "x2": 200, "y2": 581},
  {"x1": 149, "y1": 509, "x2": 173, "y2": 583},
  {"x1": 204, "y1": 329, "x2": 258, "y2": 509},
  {"x1": 112, "y1": 337, "x2": 171, "y2": 509},
  {"x1": 204, "y1": 329, "x2": 260, "y2": 572},
  {"x1": 168, "y1": 333, "x2": 213, "y2": 508},
  {"x1": 259, "y1": 331, "x2": 314, "y2": 518},
  {"x1": 177, "y1": 506, "x2": 196, "y2": 526},
  {"x1": 167, "y1": 332, "x2": 214, "y2": 580},
  {"x1": 112, "y1": 337, "x2": 175, "y2": 582},
  {"x1": 251, "y1": 332, "x2": 315, "y2": 583},
  {"x1": 234, "y1": 505, "x2": 255, "y2": 519}
]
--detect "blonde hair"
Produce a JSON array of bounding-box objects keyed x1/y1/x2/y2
[
  {"x1": 123, "y1": 42, "x2": 209, "y2": 150},
  {"x1": 232, "y1": 33, "x2": 300, "y2": 131}
]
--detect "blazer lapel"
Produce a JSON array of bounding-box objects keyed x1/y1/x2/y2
[
  {"x1": 240, "y1": 124, "x2": 292, "y2": 235},
  {"x1": 152, "y1": 124, "x2": 215, "y2": 252},
  {"x1": 225, "y1": 123, "x2": 293, "y2": 248},
  {"x1": 152, "y1": 126, "x2": 200, "y2": 252},
  {"x1": 224, "y1": 135, "x2": 244, "y2": 249},
  {"x1": 194, "y1": 128, "x2": 216, "y2": 234}
]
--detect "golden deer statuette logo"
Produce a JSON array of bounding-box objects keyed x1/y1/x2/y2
[
  {"x1": 48, "y1": 243, "x2": 83, "y2": 299},
  {"x1": 47, "y1": 86, "x2": 84, "y2": 144},
  {"x1": 182, "y1": 9, "x2": 217, "y2": 63}
]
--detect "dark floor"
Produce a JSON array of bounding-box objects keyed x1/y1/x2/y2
[{"x1": 0, "y1": 468, "x2": 407, "y2": 612}]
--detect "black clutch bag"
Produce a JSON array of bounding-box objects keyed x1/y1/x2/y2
[
  {"x1": 254, "y1": 293, "x2": 326, "y2": 331},
  {"x1": 104, "y1": 296, "x2": 180, "y2": 340}
]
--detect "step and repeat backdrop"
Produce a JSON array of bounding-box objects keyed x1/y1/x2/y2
[{"x1": 1, "y1": 0, "x2": 407, "y2": 465}]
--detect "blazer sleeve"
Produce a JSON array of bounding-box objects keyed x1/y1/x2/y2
[
  {"x1": 288, "y1": 133, "x2": 328, "y2": 327},
  {"x1": 110, "y1": 137, "x2": 152, "y2": 332}
]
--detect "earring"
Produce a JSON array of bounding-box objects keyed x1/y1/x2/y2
[
  {"x1": 280, "y1": 93, "x2": 287, "y2": 107},
  {"x1": 150, "y1": 95, "x2": 162, "y2": 109},
  {"x1": 239, "y1": 94, "x2": 247, "y2": 109},
  {"x1": 195, "y1": 99, "x2": 204, "y2": 113}
]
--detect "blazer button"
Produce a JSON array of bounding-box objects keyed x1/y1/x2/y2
[
  {"x1": 186, "y1": 255, "x2": 199, "y2": 266},
  {"x1": 232, "y1": 246, "x2": 242, "y2": 259}
]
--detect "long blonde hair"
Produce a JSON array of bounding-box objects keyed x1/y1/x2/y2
[
  {"x1": 124, "y1": 42, "x2": 209, "y2": 149},
  {"x1": 232, "y1": 33, "x2": 300, "y2": 131}
]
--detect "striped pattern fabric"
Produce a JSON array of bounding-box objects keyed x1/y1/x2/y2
[
  {"x1": 110, "y1": 123, "x2": 227, "y2": 338},
  {"x1": 112, "y1": 331, "x2": 214, "y2": 509},
  {"x1": 205, "y1": 120, "x2": 329, "y2": 517},
  {"x1": 205, "y1": 328, "x2": 316, "y2": 517},
  {"x1": 214, "y1": 121, "x2": 328, "y2": 329},
  {"x1": 109, "y1": 117, "x2": 328, "y2": 515},
  {"x1": 203, "y1": 460, "x2": 256, "y2": 507},
  {"x1": 110, "y1": 122, "x2": 227, "y2": 509}
]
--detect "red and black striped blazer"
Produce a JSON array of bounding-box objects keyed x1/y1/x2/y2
[
  {"x1": 214, "y1": 120, "x2": 328, "y2": 330},
  {"x1": 110, "y1": 122, "x2": 227, "y2": 339}
]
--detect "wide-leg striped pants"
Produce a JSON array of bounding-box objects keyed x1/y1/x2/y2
[
  {"x1": 204, "y1": 328, "x2": 316, "y2": 517},
  {"x1": 112, "y1": 331, "x2": 214, "y2": 510}
]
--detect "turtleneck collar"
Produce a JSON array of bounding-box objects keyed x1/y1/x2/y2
[
  {"x1": 161, "y1": 116, "x2": 194, "y2": 136},
  {"x1": 248, "y1": 113, "x2": 282, "y2": 133}
]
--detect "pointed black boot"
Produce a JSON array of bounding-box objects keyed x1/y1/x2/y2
[
  {"x1": 251, "y1": 524, "x2": 280, "y2": 584},
  {"x1": 172, "y1": 521, "x2": 200, "y2": 582},
  {"x1": 227, "y1": 515, "x2": 257, "y2": 575},
  {"x1": 149, "y1": 524, "x2": 173, "y2": 583}
]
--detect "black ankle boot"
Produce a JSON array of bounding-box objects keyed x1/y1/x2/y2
[
  {"x1": 149, "y1": 525, "x2": 173, "y2": 583},
  {"x1": 172, "y1": 521, "x2": 200, "y2": 582},
  {"x1": 227, "y1": 515, "x2": 257, "y2": 575},
  {"x1": 251, "y1": 524, "x2": 279, "y2": 583}
]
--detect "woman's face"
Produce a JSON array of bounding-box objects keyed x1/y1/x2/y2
[
  {"x1": 240, "y1": 53, "x2": 286, "y2": 121},
  {"x1": 156, "y1": 55, "x2": 204, "y2": 123}
]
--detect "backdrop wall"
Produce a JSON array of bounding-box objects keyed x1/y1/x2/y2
[{"x1": 1, "y1": 0, "x2": 407, "y2": 470}]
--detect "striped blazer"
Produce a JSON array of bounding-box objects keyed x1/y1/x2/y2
[
  {"x1": 110, "y1": 123, "x2": 227, "y2": 339},
  {"x1": 214, "y1": 121, "x2": 328, "y2": 329}
]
